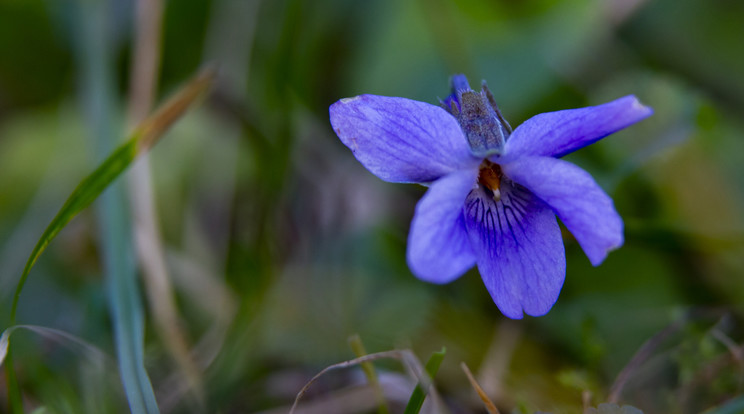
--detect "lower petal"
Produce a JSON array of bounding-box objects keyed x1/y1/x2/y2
[
  {"x1": 407, "y1": 169, "x2": 478, "y2": 284},
  {"x1": 464, "y1": 183, "x2": 565, "y2": 319}
]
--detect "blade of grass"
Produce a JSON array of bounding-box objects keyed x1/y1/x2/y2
[
  {"x1": 403, "y1": 347, "x2": 446, "y2": 414},
  {"x1": 100, "y1": 181, "x2": 158, "y2": 414},
  {"x1": 3, "y1": 67, "x2": 213, "y2": 414},
  {"x1": 290, "y1": 349, "x2": 430, "y2": 414},
  {"x1": 1, "y1": 325, "x2": 111, "y2": 368},
  {"x1": 348, "y1": 334, "x2": 389, "y2": 414},
  {"x1": 8, "y1": 68, "x2": 214, "y2": 325},
  {"x1": 127, "y1": 0, "x2": 203, "y2": 405},
  {"x1": 87, "y1": 59, "x2": 213, "y2": 414},
  {"x1": 83, "y1": 5, "x2": 156, "y2": 413}
]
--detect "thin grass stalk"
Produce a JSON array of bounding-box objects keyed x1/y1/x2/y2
[{"x1": 126, "y1": 0, "x2": 203, "y2": 404}]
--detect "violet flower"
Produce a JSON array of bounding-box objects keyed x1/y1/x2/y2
[{"x1": 329, "y1": 75, "x2": 652, "y2": 318}]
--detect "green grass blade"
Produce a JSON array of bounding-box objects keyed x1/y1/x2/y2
[
  {"x1": 403, "y1": 347, "x2": 446, "y2": 414},
  {"x1": 9, "y1": 140, "x2": 136, "y2": 322},
  {"x1": 8, "y1": 68, "x2": 214, "y2": 324},
  {"x1": 3, "y1": 68, "x2": 214, "y2": 414}
]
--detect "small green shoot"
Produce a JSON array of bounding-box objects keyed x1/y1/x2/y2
[{"x1": 403, "y1": 347, "x2": 446, "y2": 414}]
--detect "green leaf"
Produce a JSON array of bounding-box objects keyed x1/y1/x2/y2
[{"x1": 403, "y1": 347, "x2": 446, "y2": 414}]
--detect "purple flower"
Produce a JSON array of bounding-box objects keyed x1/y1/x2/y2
[{"x1": 329, "y1": 75, "x2": 652, "y2": 318}]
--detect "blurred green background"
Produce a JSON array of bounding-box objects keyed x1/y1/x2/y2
[{"x1": 1, "y1": 0, "x2": 744, "y2": 413}]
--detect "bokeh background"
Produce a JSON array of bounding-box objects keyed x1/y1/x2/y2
[{"x1": 1, "y1": 0, "x2": 744, "y2": 413}]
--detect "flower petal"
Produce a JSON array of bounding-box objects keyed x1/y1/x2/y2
[
  {"x1": 502, "y1": 156, "x2": 623, "y2": 266},
  {"x1": 464, "y1": 183, "x2": 565, "y2": 319},
  {"x1": 503, "y1": 95, "x2": 653, "y2": 159},
  {"x1": 330, "y1": 95, "x2": 479, "y2": 183},
  {"x1": 407, "y1": 169, "x2": 478, "y2": 283}
]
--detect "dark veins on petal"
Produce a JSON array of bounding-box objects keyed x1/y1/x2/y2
[
  {"x1": 464, "y1": 182, "x2": 534, "y2": 249},
  {"x1": 462, "y1": 170, "x2": 565, "y2": 318}
]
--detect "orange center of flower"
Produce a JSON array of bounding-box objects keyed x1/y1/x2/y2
[{"x1": 478, "y1": 160, "x2": 503, "y2": 201}]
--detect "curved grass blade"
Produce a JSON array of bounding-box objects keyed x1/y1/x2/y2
[
  {"x1": 0, "y1": 325, "x2": 111, "y2": 368},
  {"x1": 403, "y1": 347, "x2": 446, "y2": 414},
  {"x1": 8, "y1": 67, "x2": 215, "y2": 324},
  {"x1": 4, "y1": 68, "x2": 214, "y2": 414},
  {"x1": 2, "y1": 324, "x2": 119, "y2": 412},
  {"x1": 290, "y1": 349, "x2": 433, "y2": 414}
]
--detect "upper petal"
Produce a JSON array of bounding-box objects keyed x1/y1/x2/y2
[
  {"x1": 503, "y1": 95, "x2": 653, "y2": 159},
  {"x1": 407, "y1": 169, "x2": 478, "y2": 284},
  {"x1": 464, "y1": 183, "x2": 565, "y2": 319},
  {"x1": 502, "y1": 156, "x2": 623, "y2": 266},
  {"x1": 330, "y1": 95, "x2": 479, "y2": 183}
]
